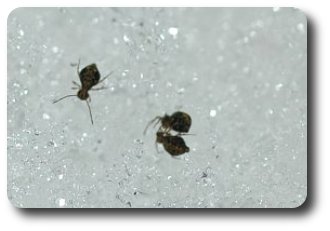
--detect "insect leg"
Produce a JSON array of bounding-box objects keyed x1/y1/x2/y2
[
  {"x1": 178, "y1": 133, "x2": 196, "y2": 136},
  {"x1": 143, "y1": 116, "x2": 161, "y2": 135},
  {"x1": 86, "y1": 100, "x2": 94, "y2": 125},
  {"x1": 90, "y1": 86, "x2": 107, "y2": 91},
  {"x1": 162, "y1": 126, "x2": 171, "y2": 134},
  {"x1": 155, "y1": 141, "x2": 160, "y2": 153},
  {"x1": 72, "y1": 81, "x2": 81, "y2": 88},
  {"x1": 153, "y1": 118, "x2": 161, "y2": 128},
  {"x1": 76, "y1": 58, "x2": 81, "y2": 76},
  {"x1": 99, "y1": 70, "x2": 114, "y2": 83}
]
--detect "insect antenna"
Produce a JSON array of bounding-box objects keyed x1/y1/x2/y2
[
  {"x1": 143, "y1": 116, "x2": 161, "y2": 135},
  {"x1": 53, "y1": 94, "x2": 77, "y2": 104},
  {"x1": 86, "y1": 100, "x2": 94, "y2": 125},
  {"x1": 177, "y1": 133, "x2": 196, "y2": 136}
]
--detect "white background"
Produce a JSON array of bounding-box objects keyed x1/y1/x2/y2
[{"x1": 1, "y1": 0, "x2": 325, "y2": 230}]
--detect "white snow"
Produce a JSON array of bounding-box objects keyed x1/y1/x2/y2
[{"x1": 7, "y1": 7, "x2": 307, "y2": 208}]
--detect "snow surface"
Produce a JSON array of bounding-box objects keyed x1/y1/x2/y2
[{"x1": 7, "y1": 7, "x2": 307, "y2": 208}]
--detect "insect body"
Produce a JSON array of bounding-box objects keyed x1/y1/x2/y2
[
  {"x1": 77, "y1": 63, "x2": 101, "y2": 99},
  {"x1": 156, "y1": 132, "x2": 190, "y2": 156},
  {"x1": 144, "y1": 111, "x2": 192, "y2": 135},
  {"x1": 53, "y1": 60, "x2": 112, "y2": 124}
]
